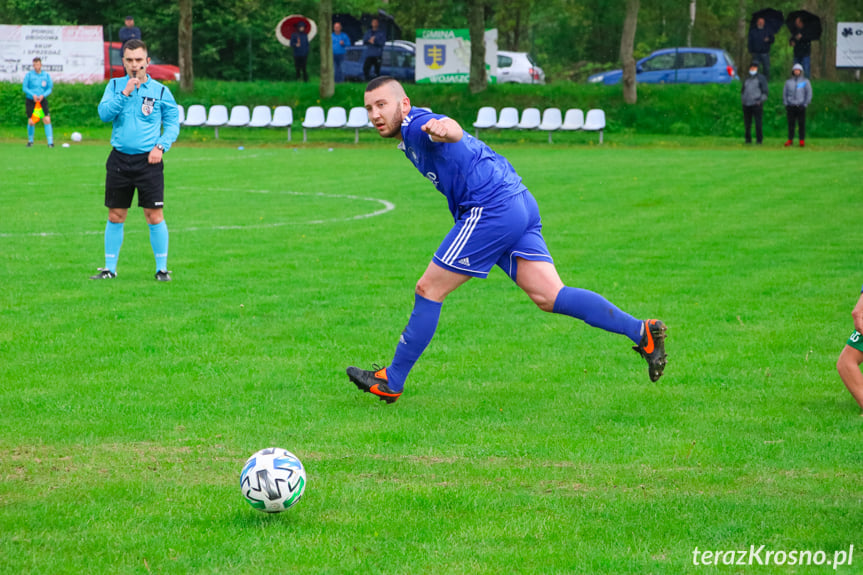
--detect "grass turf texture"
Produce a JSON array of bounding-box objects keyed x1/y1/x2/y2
[{"x1": 2, "y1": 139, "x2": 863, "y2": 574}]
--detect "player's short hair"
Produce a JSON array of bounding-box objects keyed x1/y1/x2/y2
[
  {"x1": 365, "y1": 75, "x2": 399, "y2": 93},
  {"x1": 32, "y1": 57, "x2": 41, "y2": 63},
  {"x1": 123, "y1": 39, "x2": 148, "y2": 56}
]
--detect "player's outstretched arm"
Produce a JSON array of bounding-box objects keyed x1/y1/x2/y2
[{"x1": 421, "y1": 117, "x2": 463, "y2": 143}]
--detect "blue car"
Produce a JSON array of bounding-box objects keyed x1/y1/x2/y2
[
  {"x1": 342, "y1": 40, "x2": 416, "y2": 83},
  {"x1": 588, "y1": 47, "x2": 737, "y2": 85}
]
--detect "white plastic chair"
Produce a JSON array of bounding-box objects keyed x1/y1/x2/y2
[
  {"x1": 227, "y1": 105, "x2": 250, "y2": 127},
  {"x1": 301, "y1": 106, "x2": 326, "y2": 142},
  {"x1": 346, "y1": 106, "x2": 370, "y2": 144},
  {"x1": 538, "y1": 108, "x2": 562, "y2": 143},
  {"x1": 177, "y1": 104, "x2": 185, "y2": 126},
  {"x1": 495, "y1": 107, "x2": 519, "y2": 129},
  {"x1": 248, "y1": 105, "x2": 272, "y2": 128},
  {"x1": 270, "y1": 106, "x2": 294, "y2": 141},
  {"x1": 324, "y1": 106, "x2": 347, "y2": 129},
  {"x1": 583, "y1": 109, "x2": 607, "y2": 143},
  {"x1": 561, "y1": 109, "x2": 585, "y2": 131},
  {"x1": 516, "y1": 107, "x2": 541, "y2": 130},
  {"x1": 473, "y1": 106, "x2": 497, "y2": 137},
  {"x1": 205, "y1": 105, "x2": 228, "y2": 138},
  {"x1": 183, "y1": 104, "x2": 207, "y2": 127}
]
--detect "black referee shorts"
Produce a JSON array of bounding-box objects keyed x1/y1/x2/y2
[
  {"x1": 25, "y1": 97, "x2": 50, "y2": 119},
  {"x1": 105, "y1": 148, "x2": 165, "y2": 210}
]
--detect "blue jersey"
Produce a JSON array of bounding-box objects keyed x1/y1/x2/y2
[
  {"x1": 23, "y1": 70, "x2": 53, "y2": 99},
  {"x1": 98, "y1": 75, "x2": 180, "y2": 154},
  {"x1": 399, "y1": 107, "x2": 527, "y2": 219}
]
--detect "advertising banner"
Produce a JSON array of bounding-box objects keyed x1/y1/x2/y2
[
  {"x1": 416, "y1": 28, "x2": 497, "y2": 84},
  {"x1": 837, "y1": 22, "x2": 863, "y2": 68},
  {"x1": 0, "y1": 25, "x2": 104, "y2": 83}
]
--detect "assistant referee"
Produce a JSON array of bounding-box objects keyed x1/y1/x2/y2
[{"x1": 92, "y1": 38, "x2": 180, "y2": 281}]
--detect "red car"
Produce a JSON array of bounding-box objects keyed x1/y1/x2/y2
[{"x1": 104, "y1": 42, "x2": 180, "y2": 82}]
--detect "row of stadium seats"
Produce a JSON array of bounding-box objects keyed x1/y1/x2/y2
[
  {"x1": 179, "y1": 104, "x2": 379, "y2": 143},
  {"x1": 473, "y1": 107, "x2": 607, "y2": 143},
  {"x1": 177, "y1": 104, "x2": 606, "y2": 144}
]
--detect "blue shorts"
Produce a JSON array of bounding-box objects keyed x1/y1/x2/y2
[{"x1": 433, "y1": 190, "x2": 553, "y2": 280}]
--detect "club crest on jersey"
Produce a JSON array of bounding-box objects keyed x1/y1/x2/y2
[{"x1": 141, "y1": 97, "x2": 155, "y2": 116}]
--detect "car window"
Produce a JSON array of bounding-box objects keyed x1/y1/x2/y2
[
  {"x1": 382, "y1": 49, "x2": 393, "y2": 67},
  {"x1": 346, "y1": 49, "x2": 362, "y2": 63},
  {"x1": 110, "y1": 46, "x2": 122, "y2": 66},
  {"x1": 641, "y1": 53, "x2": 675, "y2": 72},
  {"x1": 680, "y1": 52, "x2": 715, "y2": 68},
  {"x1": 498, "y1": 55, "x2": 512, "y2": 68}
]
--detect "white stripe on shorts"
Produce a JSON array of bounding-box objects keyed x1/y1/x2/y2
[{"x1": 441, "y1": 206, "x2": 483, "y2": 264}]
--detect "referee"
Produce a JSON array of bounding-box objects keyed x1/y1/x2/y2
[{"x1": 92, "y1": 39, "x2": 180, "y2": 281}]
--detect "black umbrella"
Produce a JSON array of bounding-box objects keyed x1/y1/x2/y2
[
  {"x1": 786, "y1": 10, "x2": 822, "y2": 41},
  {"x1": 751, "y1": 8, "x2": 784, "y2": 36}
]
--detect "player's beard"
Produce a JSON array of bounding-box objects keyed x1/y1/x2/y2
[{"x1": 378, "y1": 107, "x2": 403, "y2": 139}]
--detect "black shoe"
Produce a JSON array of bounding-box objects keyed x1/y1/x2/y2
[
  {"x1": 48, "y1": 143, "x2": 54, "y2": 148},
  {"x1": 633, "y1": 319, "x2": 667, "y2": 382},
  {"x1": 155, "y1": 270, "x2": 172, "y2": 282},
  {"x1": 26, "y1": 141, "x2": 33, "y2": 147},
  {"x1": 90, "y1": 268, "x2": 116, "y2": 280},
  {"x1": 346, "y1": 365, "x2": 402, "y2": 403}
]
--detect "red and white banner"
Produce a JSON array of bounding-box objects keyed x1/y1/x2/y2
[{"x1": 0, "y1": 25, "x2": 104, "y2": 83}]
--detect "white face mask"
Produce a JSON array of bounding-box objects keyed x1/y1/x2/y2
[{"x1": 749, "y1": 69, "x2": 757, "y2": 76}]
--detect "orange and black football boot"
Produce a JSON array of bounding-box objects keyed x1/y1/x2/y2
[
  {"x1": 633, "y1": 319, "x2": 667, "y2": 382},
  {"x1": 346, "y1": 365, "x2": 402, "y2": 404}
]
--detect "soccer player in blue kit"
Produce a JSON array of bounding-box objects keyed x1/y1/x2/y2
[
  {"x1": 347, "y1": 77, "x2": 667, "y2": 403},
  {"x1": 91, "y1": 39, "x2": 180, "y2": 281}
]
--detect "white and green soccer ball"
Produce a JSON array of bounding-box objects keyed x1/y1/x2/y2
[{"x1": 240, "y1": 447, "x2": 306, "y2": 512}]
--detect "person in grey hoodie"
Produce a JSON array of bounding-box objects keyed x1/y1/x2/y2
[
  {"x1": 783, "y1": 63, "x2": 812, "y2": 147},
  {"x1": 741, "y1": 61, "x2": 768, "y2": 144}
]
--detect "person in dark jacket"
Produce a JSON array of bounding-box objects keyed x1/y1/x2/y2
[
  {"x1": 741, "y1": 61, "x2": 768, "y2": 144},
  {"x1": 291, "y1": 22, "x2": 310, "y2": 82},
  {"x1": 362, "y1": 18, "x2": 386, "y2": 81},
  {"x1": 747, "y1": 17, "x2": 774, "y2": 80},
  {"x1": 789, "y1": 16, "x2": 812, "y2": 78},
  {"x1": 783, "y1": 63, "x2": 812, "y2": 147}
]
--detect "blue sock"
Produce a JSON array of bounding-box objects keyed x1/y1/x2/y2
[
  {"x1": 44, "y1": 123, "x2": 53, "y2": 145},
  {"x1": 27, "y1": 124, "x2": 34, "y2": 142},
  {"x1": 104, "y1": 221, "x2": 124, "y2": 273},
  {"x1": 552, "y1": 286, "x2": 643, "y2": 344},
  {"x1": 386, "y1": 293, "x2": 443, "y2": 392},
  {"x1": 148, "y1": 221, "x2": 169, "y2": 272}
]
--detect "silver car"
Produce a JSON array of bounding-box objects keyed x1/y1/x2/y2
[{"x1": 496, "y1": 50, "x2": 545, "y2": 84}]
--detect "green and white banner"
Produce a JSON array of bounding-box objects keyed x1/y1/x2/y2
[{"x1": 415, "y1": 28, "x2": 497, "y2": 84}]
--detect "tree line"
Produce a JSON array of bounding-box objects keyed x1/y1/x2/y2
[{"x1": 2, "y1": 0, "x2": 861, "y2": 88}]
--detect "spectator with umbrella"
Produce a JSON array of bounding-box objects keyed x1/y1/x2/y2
[
  {"x1": 787, "y1": 10, "x2": 821, "y2": 78},
  {"x1": 748, "y1": 9, "x2": 781, "y2": 80}
]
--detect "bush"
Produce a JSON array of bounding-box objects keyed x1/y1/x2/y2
[{"x1": 2, "y1": 79, "x2": 861, "y2": 138}]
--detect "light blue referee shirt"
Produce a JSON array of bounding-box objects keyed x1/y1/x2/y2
[
  {"x1": 22, "y1": 70, "x2": 53, "y2": 99},
  {"x1": 98, "y1": 75, "x2": 180, "y2": 154},
  {"x1": 399, "y1": 107, "x2": 527, "y2": 219}
]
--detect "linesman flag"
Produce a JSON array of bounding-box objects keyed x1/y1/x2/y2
[{"x1": 31, "y1": 101, "x2": 45, "y2": 123}]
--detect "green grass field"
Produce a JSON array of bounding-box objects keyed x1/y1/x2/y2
[{"x1": 2, "y1": 136, "x2": 863, "y2": 574}]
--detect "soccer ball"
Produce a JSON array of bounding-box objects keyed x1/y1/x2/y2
[
  {"x1": 71, "y1": 132, "x2": 82, "y2": 142},
  {"x1": 240, "y1": 447, "x2": 306, "y2": 512}
]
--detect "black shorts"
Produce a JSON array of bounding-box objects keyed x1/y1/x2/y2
[
  {"x1": 25, "y1": 97, "x2": 50, "y2": 119},
  {"x1": 105, "y1": 149, "x2": 165, "y2": 210}
]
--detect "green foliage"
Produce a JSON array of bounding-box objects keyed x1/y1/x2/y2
[
  {"x1": 2, "y1": 79, "x2": 861, "y2": 139},
  {"x1": 2, "y1": 142, "x2": 863, "y2": 574},
  {"x1": 3, "y1": 0, "x2": 863, "y2": 82}
]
